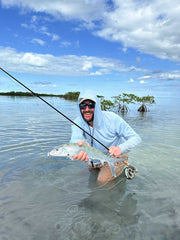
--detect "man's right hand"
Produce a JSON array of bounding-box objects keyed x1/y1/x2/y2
[{"x1": 72, "y1": 140, "x2": 89, "y2": 162}]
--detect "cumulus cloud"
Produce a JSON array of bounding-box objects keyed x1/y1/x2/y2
[
  {"x1": 82, "y1": 61, "x2": 93, "y2": 71},
  {"x1": 2, "y1": 0, "x2": 180, "y2": 61},
  {"x1": 0, "y1": 46, "x2": 129, "y2": 76},
  {"x1": 96, "y1": 0, "x2": 180, "y2": 62},
  {"x1": 1, "y1": 0, "x2": 106, "y2": 23},
  {"x1": 1, "y1": 0, "x2": 180, "y2": 67}
]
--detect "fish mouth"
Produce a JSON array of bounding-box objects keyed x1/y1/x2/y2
[{"x1": 48, "y1": 150, "x2": 60, "y2": 157}]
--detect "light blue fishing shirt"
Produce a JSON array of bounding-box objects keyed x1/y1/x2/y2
[{"x1": 70, "y1": 90, "x2": 141, "y2": 164}]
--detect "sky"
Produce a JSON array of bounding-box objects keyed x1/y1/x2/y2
[{"x1": 0, "y1": 0, "x2": 180, "y2": 99}]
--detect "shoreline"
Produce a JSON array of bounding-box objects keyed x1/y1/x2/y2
[{"x1": 0, "y1": 91, "x2": 80, "y2": 101}]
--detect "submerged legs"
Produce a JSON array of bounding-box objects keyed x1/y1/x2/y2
[
  {"x1": 89, "y1": 161, "x2": 125, "y2": 184},
  {"x1": 97, "y1": 162, "x2": 125, "y2": 184}
]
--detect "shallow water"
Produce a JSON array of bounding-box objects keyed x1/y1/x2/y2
[{"x1": 0, "y1": 95, "x2": 180, "y2": 240}]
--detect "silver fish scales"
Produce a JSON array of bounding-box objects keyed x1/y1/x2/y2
[{"x1": 48, "y1": 143, "x2": 125, "y2": 177}]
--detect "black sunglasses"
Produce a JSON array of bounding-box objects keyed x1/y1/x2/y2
[{"x1": 79, "y1": 102, "x2": 95, "y2": 110}]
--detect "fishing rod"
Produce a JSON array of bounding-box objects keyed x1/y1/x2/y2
[
  {"x1": 0, "y1": 67, "x2": 138, "y2": 173},
  {"x1": 0, "y1": 67, "x2": 108, "y2": 149}
]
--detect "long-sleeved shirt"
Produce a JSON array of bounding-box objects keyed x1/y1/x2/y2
[{"x1": 70, "y1": 90, "x2": 141, "y2": 163}]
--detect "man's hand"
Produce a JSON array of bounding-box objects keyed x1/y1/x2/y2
[
  {"x1": 109, "y1": 146, "x2": 122, "y2": 158},
  {"x1": 72, "y1": 140, "x2": 89, "y2": 162}
]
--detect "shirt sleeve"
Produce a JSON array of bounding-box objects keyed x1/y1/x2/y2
[{"x1": 116, "y1": 116, "x2": 141, "y2": 155}]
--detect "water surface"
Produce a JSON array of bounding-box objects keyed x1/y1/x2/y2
[{"x1": 0, "y1": 95, "x2": 180, "y2": 240}]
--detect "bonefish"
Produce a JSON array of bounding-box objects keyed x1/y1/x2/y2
[{"x1": 48, "y1": 143, "x2": 126, "y2": 177}]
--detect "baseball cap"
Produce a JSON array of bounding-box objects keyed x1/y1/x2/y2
[{"x1": 79, "y1": 98, "x2": 95, "y2": 104}]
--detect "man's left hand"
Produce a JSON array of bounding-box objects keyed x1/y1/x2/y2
[{"x1": 109, "y1": 146, "x2": 122, "y2": 158}]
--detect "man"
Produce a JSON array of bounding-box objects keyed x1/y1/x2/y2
[{"x1": 70, "y1": 90, "x2": 141, "y2": 184}]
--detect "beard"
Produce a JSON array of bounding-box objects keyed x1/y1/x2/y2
[{"x1": 82, "y1": 111, "x2": 94, "y2": 124}]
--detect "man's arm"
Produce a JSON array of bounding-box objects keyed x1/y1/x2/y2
[{"x1": 116, "y1": 117, "x2": 141, "y2": 155}]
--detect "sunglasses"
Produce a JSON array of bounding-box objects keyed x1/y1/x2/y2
[{"x1": 79, "y1": 102, "x2": 95, "y2": 110}]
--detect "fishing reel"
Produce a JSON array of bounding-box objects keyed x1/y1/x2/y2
[{"x1": 125, "y1": 166, "x2": 136, "y2": 179}]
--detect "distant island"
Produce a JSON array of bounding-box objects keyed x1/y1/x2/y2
[{"x1": 0, "y1": 91, "x2": 80, "y2": 101}]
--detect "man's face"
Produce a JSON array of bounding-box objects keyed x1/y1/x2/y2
[{"x1": 80, "y1": 100, "x2": 95, "y2": 124}]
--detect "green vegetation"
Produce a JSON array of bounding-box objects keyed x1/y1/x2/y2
[
  {"x1": 102, "y1": 93, "x2": 155, "y2": 113},
  {"x1": 136, "y1": 95, "x2": 155, "y2": 112},
  {"x1": 0, "y1": 91, "x2": 80, "y2": 101},
  {"x1": 0, "y1": 91, "x2": 155, "y2": 112},
  {"x1": 100, "y1": 97, "x2": 115, "y2": 111},
  {"x1": 0, "y1": 91, "x2": 34, "y2": 96},
  {"x1": 63, "y1": 92, "x2": 80, "y2": 101},
  {"x1": 113, "y1": 93, "x2": 137, "y2": 113}
]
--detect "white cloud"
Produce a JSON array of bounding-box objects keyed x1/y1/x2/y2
[
  {"x1": 60, "y1": 41, "x2": 72, "y2": 48},
  {"x1": 2, "y1": 0, "x2": 180, "y2": 61},
  {"x1": 21, "y1": 21, "x2": 60, "y2": 41},
  {"x1": 159, "y1": 71, "x2": 180, "y2": 80},
  {"x1": 139, "y1": 80, "x2": 147, "y2": 84},
  {"x1": 1, "y1": 0, "x2": 106, "y2": 22},
  {"x1": 129, "y1": 78, "x2": 134, "y2": 83},
  {"x1": 2, "y1": 46, "x2": 178, "y2": 82},
  {"x1": 82, "y1": 61, "x2": 93, "y2": 71},
  {"x1": 1, "y1": 0, "x2": 180, "y2": 61},
  {"x1": 21, "y1": 52, "x2": 48, "y2": 66},
  {"x1": 96, "y1": 0, "x2": 180, "y2": 62},
  {"x1": 31, "y1": 38, "x2": 45, "y2": 46},
  {"x1": 52, "y1": 34, "x2": 59, "y2": 41},
  {"x1": 0, "y1": 46, "x2": 129, "y2": 76},
  {"x1": 139, "y1": 75, "x2": 152, "y2": 80},
  {"x1": 90, "y1": 71, "x2": 102, "y2": 76}
]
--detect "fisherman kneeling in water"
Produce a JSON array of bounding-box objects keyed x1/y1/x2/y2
[{"x1": 71, "y1": 90, "x2": 141, "y2": 184}]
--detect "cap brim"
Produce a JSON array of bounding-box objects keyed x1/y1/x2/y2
[{"x1": 79, "y1": 98, "x2": 95, "y2": 104}]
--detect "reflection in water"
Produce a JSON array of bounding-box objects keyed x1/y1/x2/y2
[{"x1": 66, "y1": 170, "x2": 139, "y2": 239}]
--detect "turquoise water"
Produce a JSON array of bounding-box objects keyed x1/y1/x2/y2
[{"x1": 0, "y1": 95, "x2": 180, "y2": 240}]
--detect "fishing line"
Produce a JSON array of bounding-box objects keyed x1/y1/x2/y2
[
  {"x1": 0, "y1": 69, "x2": 27, "y2": 93},
  {"x1": 0, "y1": 67, "x2": 109, "y2": 150}
]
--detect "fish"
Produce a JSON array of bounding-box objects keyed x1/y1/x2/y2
[{"x1": 48, "y1": 143, "x2": 125, "y2": 177}]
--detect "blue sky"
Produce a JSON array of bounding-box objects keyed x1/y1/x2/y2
[{"x1": 0, "y1": 0, "x2": 180, "y2": 99}]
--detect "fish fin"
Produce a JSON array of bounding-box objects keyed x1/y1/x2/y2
[
  {"x1": 109, "y1": 156, "x2": 124, "y2": 163},
  {"x1": 109, "y1": 163, "x2": 116, "y2": 177},
  {"x1": 68, "y1": 155, "x2": 74, "y2": 161},
  {"x1": 82, "y1": 140, "x2": 90, "y2": 146}
]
